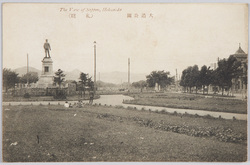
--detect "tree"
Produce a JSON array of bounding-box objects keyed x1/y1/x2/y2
[
  {"x1": 199, "y1": 65, "x2": 212, "y2": 94},
  {"x1": 192, "y1": 65, "x2": 201, "y2": 93},
  {"x1": 87, "y1": 77, "x2": 94, "y2": 91},
  {"x1": 20, "y1": 72, "x2": 39, "y2": 84},
  {"x1": 180, "y1": 68, "x2": 188, "y2": 92},
  {"x1": 79, "y1": 72, "x2": 88, "y2": 98},
  {"x1": 53, "y1": 69, "x2": 66, "y2": 88},
  {"x1": 2, "y1": 68, "x2": 19, "y2": 92},
  {"x1": 179, "y1": 65, "x2": 201, "y2": 93},
  {"x1": 180, "y1": 66, "x2": 193, "y2": 93},
  {"x1": 146, "y1": 70, "x2": 173, "y2": 89},
  {"x1": 132, "y1": 80, "x2": 147, "y2": 92},
  {"x1": 212, "y1": 56, "x2": 242, "y2": 95}
]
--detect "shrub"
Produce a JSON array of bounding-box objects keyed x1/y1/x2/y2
[
  {"x1": 115, "y1": 105, "x2": 123, "y2": 109},
  {"x1": 23, "y1": 93, "x2": 30, "y2": 98},
  {"x1": 194, "y1": 114, "x2": 199, "y2": 118},
  {"x1": 53, "y1": 89, "x2": 67, "y2": 100},
  {"x1": 161, "y1": 109, "x2": 168, "y2": 114},
  {"x1": 127, "y1": 106, "x2": 133, "y2": 110},
  {"x1": 204, "y1": 114, "x2": 214, "y2": 119}
]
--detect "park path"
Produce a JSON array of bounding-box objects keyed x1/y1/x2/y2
[{"x1": 2, "y1": 95, "x2": 247, "y2": 120}]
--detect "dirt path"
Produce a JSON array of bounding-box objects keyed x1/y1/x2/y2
[{"x1": 3, "y1": 95, "x2": 247, "y2": 120}]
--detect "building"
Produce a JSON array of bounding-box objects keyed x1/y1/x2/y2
[{"x1": 230, "y1": 45, "x2": 248, "y2": 95}]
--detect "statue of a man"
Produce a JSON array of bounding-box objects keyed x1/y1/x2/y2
[{"x1": 44, "y1": 39, "x2": 51, "y2": 58}]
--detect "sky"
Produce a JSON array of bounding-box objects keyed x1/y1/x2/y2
[{"x1": 3, "y1": 3, "x2": 248, "y2": 78}]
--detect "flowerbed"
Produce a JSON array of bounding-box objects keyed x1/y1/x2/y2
[{"x1": 96, "y1": 112, "x2": 246, "y2": 143}]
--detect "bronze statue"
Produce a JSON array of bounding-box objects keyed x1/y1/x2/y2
[{"x1": 44, "y1": 39, "x2": 51, "y2": 58}]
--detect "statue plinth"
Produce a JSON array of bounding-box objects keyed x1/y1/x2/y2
[
  {"x1": 37, "y1": 57, "x2": 54, "y2": 88},
  {"x1": 41, "y1": 57, "x2": 53, "y2": 76}
]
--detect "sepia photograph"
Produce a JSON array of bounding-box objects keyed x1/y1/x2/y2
[{"x1": 1, "y1": 2, "x2": 248, "y2": 162}]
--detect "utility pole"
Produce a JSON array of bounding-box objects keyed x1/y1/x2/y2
[
  {"x1": 128, "y1": 58, "x2": 130, "y2": 91},
  {"x1": 175, "y1": 69, "x2": 178, "y2": 91},
  {"x1": 176, "y1": 69, "x2": 178, "y2": 81},
  {"x1": 94, "y1": 41, "x2": 96, "y2": 93},
  {"x1": 27, "y1": 54, "x2": 29, "y2": 87}
]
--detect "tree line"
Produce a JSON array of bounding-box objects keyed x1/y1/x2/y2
[
  {"x1": 2, "y1": 68, "x2": 94, "y2": 97},
  {"x1": 3, "y1": 55, "x2": 247, "y2": 96},
  {"x1": 132, "y1": 70, "x2": 174, "y2": 91},
  {"x1": 180, "y1": 56, "x2": 247, "y2": 95},
  {"x1": 2, "y1": 68, "x2": 39, "y2": 92}
]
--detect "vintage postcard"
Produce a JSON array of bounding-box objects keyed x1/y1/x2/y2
[{"x1": 2, "y1": 3, "x2": 248, "y2": 162}]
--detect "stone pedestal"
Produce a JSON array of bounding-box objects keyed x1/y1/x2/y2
[
  {"x1": 41, "y1": 57, "x2": 53, "y2": 75},
  {"x1": 37, "y1": 57, "x2": 54, "y2": 88}
]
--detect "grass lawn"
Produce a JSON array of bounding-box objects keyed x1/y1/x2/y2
[
  {"x1": 2, "y1": 104, "x2": 247, "y2": 162},
  {"x1": 2, "y1": 95, "x2": 100, "y2": 102},
  {"x1": 124, "y1": 92, "x2": 247, "y2": 114}
]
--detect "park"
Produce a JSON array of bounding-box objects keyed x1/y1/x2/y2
[
  {"x1": 2, "y1": 3, "x2": 248, "y2": 163},
  {"x1": 2, "y1": 39, "x2": 248, "y2": 162},
  {"x1": 2, "y1": 99, "x2": 247, "y2": 162}
]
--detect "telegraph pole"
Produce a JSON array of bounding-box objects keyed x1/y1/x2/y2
[
  {"x1": 94, "y1": 41, "x2": 96, "y2": 93},
  {"x1": 175, "y1": 69, "x2": 178, "y2": 91},
  {"x1": 128, "y1": 58, "x2": 130, "y2": 91},
  {"x1": 27, "y1": 54, "x2": 29, "y2": 73},
  {"x1": 27, "y1": 54, "x2": 29, "y2": 86},
  {"x1": 176, "y1": 69, "x2": 178, "y2": 80}
]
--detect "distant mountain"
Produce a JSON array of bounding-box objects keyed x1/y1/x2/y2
[
  {"x1": 65, "y1": 69, "x2": 82, "y2": 81},
  {"x1": 100, "y1": 71, "x2": 147, "y2": 84},
  {"x1": 14, "y1": 67, "x2": 41, "y2": 76},
  {"x1": 13, "y1": 67, "x2": 147, "y2": 84},
  {"x1": 96, "y1": 80, "x2": 118, "y2": 88},
  {"x1": 63, "y1": 70, "x2": 147, "y2": 84}
]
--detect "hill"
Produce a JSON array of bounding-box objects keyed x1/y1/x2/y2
[
  {"x1": 14, "y1": 67, "x2": 41, "y2": 76},
  {"x1": 65, "y1": 69, "x2": 82, "y2": 81},
  {"x1": 96, "y1": 80, "x2": 118, "y2": 88},
  {"x1": 100, "y1": 71, "x2": 147, "y2": 84},
  {"x1": 62, "y1": 70, "x2": 147, "y2": 84}
]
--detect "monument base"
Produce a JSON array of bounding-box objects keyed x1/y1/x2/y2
[
  {"x1": 36, "y1": 56, "x2": 54, "y2": 88},
  {"x1": 37, "y1": 75, "x2": 54, "y2": 88}
]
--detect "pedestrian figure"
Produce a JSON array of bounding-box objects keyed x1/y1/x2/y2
[
  {"x1": 89, "y1": 91, "x2": 94, "y2": 105},
  {"x1": 77, "y1": 100, "x2": 82, "y2": 108},
  {"x1": 64, "y1": 101, "x2": 69, "y2": 108},
  {"x1": 44, "y1": 39, "x2": 51, "y2": 58}
]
